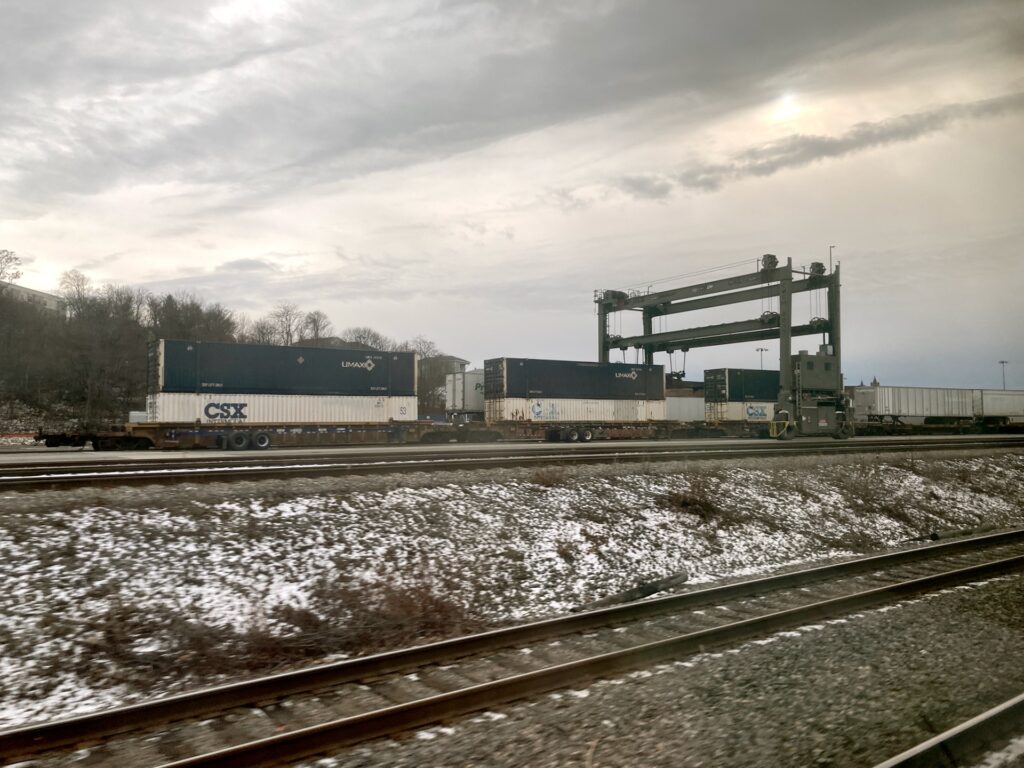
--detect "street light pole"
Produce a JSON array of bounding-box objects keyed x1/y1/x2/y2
[
  {"x1": 999, "y1": 360, "x2": 1008, "y2": 390},
  {"x1": 756, "y1": 347, "x2": 768, "y2": 370},
  {"x1": 829, "y1": 245, "x2": 835, "y2": 273}
]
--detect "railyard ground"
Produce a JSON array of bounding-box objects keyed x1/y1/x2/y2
[{"x1": 1, "y1": 450, "x2": 1023, "y2": 729}]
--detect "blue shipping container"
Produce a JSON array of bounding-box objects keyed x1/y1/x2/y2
[{"x1": 151, "y1": 340, "x2": 417, "y2": 397}]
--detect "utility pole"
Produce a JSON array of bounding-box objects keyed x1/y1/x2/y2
[
  {"x1": 756, "y1": 347, "x2": 768, "y2": 370},
  {"x1": 999, "y1": 360, "x2": 1009, "y2": 390},
  {"x1": 829, "y1": 245, "x2": 835, "y2": 273}
]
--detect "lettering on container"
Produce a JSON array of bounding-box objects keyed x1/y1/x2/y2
[
  {"x1": 531, "y1": 401, "x2": 560, "y2": 419},
  {"x1": 746, "y1": 405, "x2": 768, "y2": 419},
  {"x1": 341, "y1": 358, "x2": 377, "y2": 372},
  {"x1": 615, "y1": 370, "x2": 640, "y2": 380},
  {"x1": 204, "y1": 402, "x2": 248, "y2": 420}
]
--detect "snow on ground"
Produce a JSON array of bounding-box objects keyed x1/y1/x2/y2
[
  {"x1": 0, "y1": 435, "x2": 36, "y2": 446},
  {"x1": 0, "y1": 451, "x2": 1022, "y2": 727}
]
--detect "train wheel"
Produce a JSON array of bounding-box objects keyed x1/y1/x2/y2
[
  {"x1": 227, "y1": 431, "x2": 251, "y2": 450},
  {"x1": 581, "y1": 428, "x2": 594, "y2": 442},
  {"x1": 832, "y1": 422, "x2": 853, "y2": 440},
  {"x1": 252, "y1": 431, "x2": 272, "y2": 450},
  {"x1": 566, "y1": 428, "x2": 580, "y2": 442}
]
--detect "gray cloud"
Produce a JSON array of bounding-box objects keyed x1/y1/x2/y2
[
  {"x1": 615, "y1": 175, "x2": 674, "y2": 200},
  {"x1": 607, "y1": 91, "x2": 1024, "y2": 198},
  {"x1": 74, "y1": 252, "x2": 126, "y2": 271},
  {"x1": 217, "y1": 258, "x2": 280, "y2": 272},
  {"x1": 683, "y1": 91, "x2": 1024, "y2": 191},
  {"x1": 1, "y1": 0, "x2": 1000, "y2": 216}
]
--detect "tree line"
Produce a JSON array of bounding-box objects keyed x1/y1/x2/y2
[{"x1": 0, "y1": 254, "x2": 447, "y2": 428}]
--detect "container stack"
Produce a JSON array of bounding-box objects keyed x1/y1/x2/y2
[
  {"x1": 146, "y1": 340, "x2": 418, "y2": 424},
  {"x1": 483, "y1": 358, "x2": 666, "y2": 422},
  {"x1": 703, "y1": 368, "x2": 780, "y2": 423}
]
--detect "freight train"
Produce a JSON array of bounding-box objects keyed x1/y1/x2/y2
[
  {"x1": 848, "y1": 385, "x2": 1024, "y2": 432},
  {"x1": 35, "y1": 340, "x2": 1023, "y2": 450}
]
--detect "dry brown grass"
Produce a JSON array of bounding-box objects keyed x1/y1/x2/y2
[
  {"x1": 530, "y1": 465, "x2": 570, "y2": 487},
  {"x1": 50, "y1": 574, "x2": 489, "y2": 695}
]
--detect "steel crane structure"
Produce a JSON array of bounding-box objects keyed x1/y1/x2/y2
[{"x1": 594, "y1": 254, "x2": 851, "y2": 438}]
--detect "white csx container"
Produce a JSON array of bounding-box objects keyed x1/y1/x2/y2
[{"x1": 445, "y1": 369, "x2": 485, "y2": 416}]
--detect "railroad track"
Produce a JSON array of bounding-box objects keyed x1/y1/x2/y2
[
  {"x1": 2, "y1": 435, "x2": 1022, "y2": 490},
  {"x1": 873, "y1": 690, "x2": 1024, "y2": 768},
  {"x1": 5, "y1": 527, "x2": 1024, "y2": 767}
]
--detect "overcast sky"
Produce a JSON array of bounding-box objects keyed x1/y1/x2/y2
[{"x1": 3, "y1": 0, "x2": 1022, "y2": 387}]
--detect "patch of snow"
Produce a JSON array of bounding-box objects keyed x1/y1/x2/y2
[{"x1": 1, "y1": 451, "x2": 1022, "y2": 726}]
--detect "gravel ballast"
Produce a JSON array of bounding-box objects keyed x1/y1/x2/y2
[
  {"x1": 1, "y1": 450, "x2": 1023, "y2": 728},
  {"x1": 303, "y1": 573, "x2": 1024, "y2": 768}
]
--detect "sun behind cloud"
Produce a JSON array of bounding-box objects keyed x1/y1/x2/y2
[{"x1": 771, "y1": 93, "x2": 803, "y2": 123}]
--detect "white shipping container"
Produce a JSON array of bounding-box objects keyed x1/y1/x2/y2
[
  {"x1": 853, "y1": 386, "x2": 973, "y2": 423},
  {"x1": 445, "y1": 369, "x2": 485, "y2": 413},
  {"x1": 128, "y1": 410, "x2": 149, "y2": 423},
  {"x1": 705, "y1": 401, "x2": 774, "y2": 423},
  {"x1": 973, "y1": 390, "x2": 1024, "y2": 423},
  {"x1": 485, "y1": 398, "x2": 666, "y2": 423},
  {"x1": 147, "y1": 393, "x2": 418, "y2": 424},
  {"x1": 666, "y1": 396, "x2": 706, "y2": 422}
]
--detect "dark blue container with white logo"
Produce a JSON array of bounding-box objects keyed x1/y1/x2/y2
[
  {"x1": 484, "y1": 358, "x2": 664, "y2": 400},
  {"x1": 150, "y1": 340, "x2": 416, "y2": 397}
]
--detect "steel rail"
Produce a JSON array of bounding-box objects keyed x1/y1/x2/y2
[
  {"x1": 2, "y1": 436, "x2": 1022, "y2": 490},
  {"x1": 3, "y1": 527, "x2": 1024, "y2": 762},
  {"x1": 873, "y1": 691, "x2": 1024, "y2": 768},
  {"x1": 157, "y1": 554, "x2": 1024, "y2": 767},
  {"x1": 4, "y1": 435, "x2": 1021, "y2": 475}
]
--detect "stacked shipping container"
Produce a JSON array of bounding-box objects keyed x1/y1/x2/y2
[
  {"x1": 484, "y1": 358, "x2": 666, "y2": 422},
  {"x1": 146, "y1": 340, "x2": 418, "y2": 424},
  {"x1": 704, "y1": 368, "x2": 778, "y2": 423}
]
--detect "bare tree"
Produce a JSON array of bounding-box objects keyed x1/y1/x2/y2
[
  {"x1": 58, "y1": 269, "x2": 93, "y2": 317},
  {"x1": 233, "y1": 313, "x2": 253, "y2": 343},
  {"x1": 339, "y1": 326, "x2": 397, "y2": 351},
  {"x1": 302, "y1": 310, "x2": 334, "y2": 342},
  {"x1": 0, "y1": 250, "x2": 22, "y2": 294},
  {"x1": 270, "y1": 302, "x2": 303, "y2": 346},
  {"x1": 399, "y1": 334, "x2": 441, "y2": 358},
  {"x1": 249, "y1": 317, "x2": 279, "y2": 345}
]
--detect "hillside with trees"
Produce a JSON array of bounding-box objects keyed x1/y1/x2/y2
[{"x1": 0, "y1": 253, "x2": 448, "y2": 430}]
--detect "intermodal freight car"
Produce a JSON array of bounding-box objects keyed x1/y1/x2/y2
[
  {"x1": 37, "y1": 342, "x2": 1023, "y2": 450},
  {"x1": 849, "y1": 385, "x2": 1024, "y2": 431},
  {"x1": 42, "y1": 340, "x2": 429, "y2": 450},
  {"x1": 39, "y1": 347, "x2": 702, "y2": 449},
  {"x1": 482, "y1": 358, "x2": 670, "y2": 440}
]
